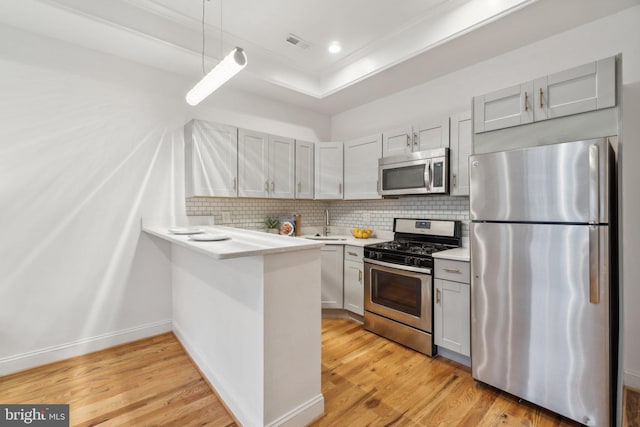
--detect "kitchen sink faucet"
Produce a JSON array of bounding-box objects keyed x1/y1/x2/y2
[{"x1": 323, "y1": 209, "x2": 330, "y2": 236}]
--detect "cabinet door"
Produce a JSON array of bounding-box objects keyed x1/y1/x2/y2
[
  {"x1": 185, "y1": 120, "x2": 238, "y2": 197},
  {"x1": 344, "y1": 134, "x2": 382, "y2": 200},
  {"x1": 434, "y1": 278, "x2": 470, "y2": 356},
  {"x1": 382, "y1": 126, "x2": 412, "y2": 157},
  {"x1": 321, "y1": 245, "x2": 344, "y2": 309},
  {"x1": 534, "y1": 56, "x2": 615, "y2": 121},
  {"x1": 238, "y1": 129, "x2": 269, "y2": 197},
  {"x1": 473, "y1": 82, "x2": 533, "y2": 133},
  {"x1": 268, "y1": 134, "x2": 295, "y2": 199},
  {"x1": 343, "y1": 259, "x2": 364, "y2": 315},
  {"x1": 414, "y1": 118, "x2": 450, "y2": 151},
  {"x1": 315, "y1": 142, "x2": 343, "y2": 199},
  {"x1": 295, "y1": 140, "x2": 314, "y2": 199},
  {"x1": 449, "y1": 111, "x2": 472, "y2": 196}
]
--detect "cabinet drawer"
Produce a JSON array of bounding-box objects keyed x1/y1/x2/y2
[
  {"x1": 434, "y1": 259, "x2": 470, "y2": 283},
  {"x1": 344, "y1": 245, "x2": 364, "y2": 262}
]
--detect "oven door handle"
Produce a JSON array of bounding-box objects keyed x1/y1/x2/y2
[{"x1": 365, "y1": 258, "x2": 432, "y2": 275}]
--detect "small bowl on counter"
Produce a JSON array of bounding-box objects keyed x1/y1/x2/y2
[{"x1": 351, "y1": 228, "x2": 373, "y2": 239}]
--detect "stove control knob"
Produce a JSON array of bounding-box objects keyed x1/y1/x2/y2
[{"x1": 376, "y1": 252, "x2": 383, "y2": 260}]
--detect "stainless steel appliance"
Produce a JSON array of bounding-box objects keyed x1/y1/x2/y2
[
  {"x1": 378, "y1": 148, "x2": 449, "y2": 196},
  {"x1": 364, "y1": 219, "x2": 461, "y2": 356},
  {"x1": 469, "y1": 137, "x2": 617, "y2": 426}
]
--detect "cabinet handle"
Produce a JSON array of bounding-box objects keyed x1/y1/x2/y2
[
  {"x1": 338, "y1": 182, "x2": 342, "y2": 194},
  {"x1": 271, "y1": 181, "x2": 275, "y2": 192},
  {"x1": 539, "y1": 87, "x2": 544, "y2": 109},
  {"x1": 297, "y1": 182, "x2": 301, "y2": 192},
  {"x1": 233, "y1": 177, "x2": 237, "y2": 191},
  {"x1": 436, "y1": 288, "x2": 441, "y2": 304},
  {"x1": 524, "y1": 91, "x2": 529, "y2": 112},
  {"x1": 413, "y1": 132, "x2": 418, "y2": 146},
  {"x1": 358, "y1": 270, "x2": 362, "y2": 282},
  {"x1": 452, "y1": 173, "x2": 457, "y2": 188},
  {"x1": 406, "y1": 135, "x2": 410, "y2": 147},
  {"x1": 348, "y1": 251, "x2": 358, "y2": 256},
  {"x1": 443, "y1": 267, "x2": 461, "y2": 273},
  {"x1": 264, "y1": 180, "x2": 269, "y2": 192}
]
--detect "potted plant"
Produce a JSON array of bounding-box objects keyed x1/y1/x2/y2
[{"x1": 264, "y1": 217, "x2": 280, "y2": 233}]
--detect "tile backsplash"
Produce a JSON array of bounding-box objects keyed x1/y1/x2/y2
[
  {"x1": 187, "y1": 197, "x2": 329, "y2": 230},
  {"x1": 330, "y1": 196, "x2": 470, "y2": 237},
  {"x1": 186, "y1": 196, "x2": 469, "y2": 237}
]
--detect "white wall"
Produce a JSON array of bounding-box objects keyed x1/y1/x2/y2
[
  {"x1": 0, "y1": 23, "x2": 330, "y2": 373},
  {"x1": 331, "y1": 6, "x2": 640, "y2": 389}
]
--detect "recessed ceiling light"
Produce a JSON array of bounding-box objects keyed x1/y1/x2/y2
[{"x1": 328, "y1": 41, "x2": 342, "y2": 54}]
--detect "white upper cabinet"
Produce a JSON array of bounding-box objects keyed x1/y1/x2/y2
[
  {"x1": 473, "y1": 82, "x2": 533, "y2": 133},
  {"x1": 344, "y1": 134, "x2": 382, "y2": 200},
  {"x1": 382, "y1": 125, "x2": 412, "y2": 157},
  {"x1": 474, "y1": 56, "x2": 616, "y2": 133},
  {"x1": 534, "y1": 56, "x2": 615, "y2": 121},
  {"x1": 268, "y1": 134, "x2": 295, "y2": 199},
  {"x1": 238, "y1": 129, "x2": 294, "y2": 199},
  {"x1": 295, "y1": 140, "x2": 314, "y2": 199},
  {"x1": 414, "y1": 118, "x2": 450, "y2": 151},
  {"x1": 238, "y1": 128, "x2": 269, "y2": 198},
  {"x1": 449, "y1": 111, "x2": 472, "y2": 196},
  {"x1": 315, "y1": 142, "x2": 344, "y2": 200},
  {"x1": 184, "y1": 120, "x2": 238, "y2": 198},
  {"x1": 382, "y1": 119, "x2": 449, "y2": 157}
]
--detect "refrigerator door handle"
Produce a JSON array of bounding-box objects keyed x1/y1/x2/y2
[
  {"x1": 589, "y1": 226, "x2": 599, "y2": 304},
  {"x1": 588, "y1": 144, "x2": 599, "y2": 225}
]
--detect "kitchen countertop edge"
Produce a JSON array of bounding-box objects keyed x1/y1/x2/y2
[
  {"x1": 432, "y1": 247, "x2": 470, "y2": 262},
  {"x1": 143, "y1": 225, "x2": 325, "y2": 260}
]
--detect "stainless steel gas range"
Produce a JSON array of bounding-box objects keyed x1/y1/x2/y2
[{"x1": 363, "y1": 218, "x2": 461, "y2": 356}]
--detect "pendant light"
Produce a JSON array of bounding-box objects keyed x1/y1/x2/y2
[{"x1": 185, "y1": 0, "x2": 247, "y2": 106}]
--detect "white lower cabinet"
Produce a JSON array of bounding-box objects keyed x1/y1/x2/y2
[
  {"x1": 434, "y1": 259, "x2": 470, "y2": 357},
  {"x1": 321, "y1": 245, "x2": 344, "y2": 309},
  {"x1": 343, "y1": 246, "x2": 364, "y2": 315}
]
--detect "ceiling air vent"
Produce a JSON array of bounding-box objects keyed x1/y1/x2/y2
[{"x1": 286, "y1": 33, "x2": 311, "y2": 50}]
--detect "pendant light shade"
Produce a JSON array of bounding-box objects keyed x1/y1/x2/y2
[{"x1": 185, "y1": 47, "x2": 247, "y2": 106}]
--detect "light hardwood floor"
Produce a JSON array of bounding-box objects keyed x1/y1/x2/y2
[
  {"x1": 0, "y1": 319, "x2": 635, "y2": 426},
  {"x1": 0, "y1": 333, "x2": 237, "y2": 426}
]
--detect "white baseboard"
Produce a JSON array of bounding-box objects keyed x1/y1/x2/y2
[
  {"x1": 0, "y1": 320, "x2": 172, "y2": 376},
  {"x1": 437, "y1": 347, "x2": 471, "y2": 367},
  {"x1": 624, "y1": 369, "x2": 640, "y2": 390},
  {"x1": 266, "y1": 394, "x2": 325, "y2": 427},
  {"x1": 172, "y1": 321, "x2": 252, "y2": 427}
]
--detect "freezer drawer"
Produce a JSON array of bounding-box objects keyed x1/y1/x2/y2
[
  {"x1": 471, "y1": 222, "x2": 611, "y2": 426},
  {"x1": 469, "y1": 137, "x2": 613, "y2": 223}
]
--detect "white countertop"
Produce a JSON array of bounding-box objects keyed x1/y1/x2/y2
[
  {"x1": 298, "y1": 234, "x2": 391, "y2": 247},
  {"x1": 143, "y1": 225, "x2": 324, "y2": 259},
  {"x1": 432, "y1": 247, "x2": 470, "y2": 262}
]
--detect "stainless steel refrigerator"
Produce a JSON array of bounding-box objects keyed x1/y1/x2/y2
[{"x1": 469, "y1": 137, "x2": 617, "y2": 427}]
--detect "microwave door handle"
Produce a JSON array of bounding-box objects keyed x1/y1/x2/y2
[{"x1": 424, "y1": 160, "x2": 432, "y2": 191}]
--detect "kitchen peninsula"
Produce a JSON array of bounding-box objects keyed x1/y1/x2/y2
[{"x1": 143, "y1": 225, "x2": 325, "y2": 427}]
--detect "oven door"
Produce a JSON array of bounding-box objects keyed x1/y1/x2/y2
[{"x1": 364, "y1": 260, "x2": 432, "y2": 332}]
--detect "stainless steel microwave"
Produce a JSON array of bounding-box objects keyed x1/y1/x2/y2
[{"x1": 378, "y1": 148, "x2": 449, "y2": 196}]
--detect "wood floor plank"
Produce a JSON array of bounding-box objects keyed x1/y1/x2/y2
[
  {"x1": 0, "y1": 320, "x2": 607, "y2": 426},
  {"x1": 624, "y1": 386, "x2": 640, "y2": 427}
]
